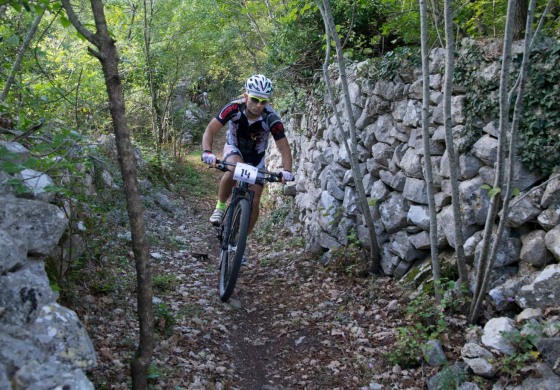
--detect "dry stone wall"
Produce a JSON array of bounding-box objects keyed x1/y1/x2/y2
[
  {"x1": 0, "y1": 142, "x2": 96, "y2": 389},
  {"x1": 266, "y1": 42, "x2": 560, "y2": 385},
  {"x1": 269, "y1": 41, "x2": 560, "y2": 301}
]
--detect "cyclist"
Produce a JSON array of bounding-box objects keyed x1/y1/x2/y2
[{"x1": 201, "y1": 74, "x2": 294, "y2": 244}]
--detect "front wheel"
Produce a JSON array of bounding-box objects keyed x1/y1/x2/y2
[{"x1": 219, "y1": 198, "x2": 250, "y2": 302}]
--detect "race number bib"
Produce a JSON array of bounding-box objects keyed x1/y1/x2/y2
[{"x1": 233, "y1": 163, "x2": 258, "y2": 185}]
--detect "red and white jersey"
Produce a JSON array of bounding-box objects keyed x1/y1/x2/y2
[{"x1": 216, "y1": 98, "x2": 286, "y2": 156}]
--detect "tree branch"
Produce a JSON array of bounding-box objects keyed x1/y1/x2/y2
[{"x1": 60, "y1": 0, "x2": 96, "y2": 44}]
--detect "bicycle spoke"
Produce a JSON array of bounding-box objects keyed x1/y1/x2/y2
[{"x1": 218, "y1": 198, "x2": 251, "y2": 302}]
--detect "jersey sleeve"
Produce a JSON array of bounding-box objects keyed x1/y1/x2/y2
[
  {"x1": 216, "y1": 102, "x2": 241, "y2": 125},
  {"x1": 265, "y1": 110, "x2": 286, "y2": 141}
]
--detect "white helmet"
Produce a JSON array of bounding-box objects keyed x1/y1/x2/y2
[{"x1": 245, "y1": 74, "x2": 273, "y2": 98}]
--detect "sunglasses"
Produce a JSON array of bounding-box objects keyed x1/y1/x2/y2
[{"x1": 248, "y1": 95, "x2": 269, "y2": 104}]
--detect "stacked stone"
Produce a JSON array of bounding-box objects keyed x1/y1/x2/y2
[
  {"x1": 0, "y1": 141, "x2": 96, "y2": 389},
  {"x1": 265, "y1": 41, "x2": 560, "y2": 387},
  {"x1": 270, "y1": 43, "x2": 560, "y2": 305}
]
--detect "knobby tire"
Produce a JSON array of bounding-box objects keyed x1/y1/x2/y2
[{"x1": 219, "y1": 197, "x2": 250, "y2": 302}]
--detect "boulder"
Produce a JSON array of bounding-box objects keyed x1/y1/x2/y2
[
  {"x1": 407, "y1": 205, "x2": 430, "y2": 231},
  {"x1": 423, "y1": 340, "x2": 447, "y2": 366},
  {"x1": 538, "y1": 208, "x2": 560, "y2": 230},
  {"x1": 544, "y1": 226, "x2": 560, "y2": 260},
  {"x1": 481, "y1": 317, "x2": 517, "y2": 355},
  {"x1": 379, "y1": 192, "x2": 409, "y2": 233},
  {"x1": 402, "y1": 177, "x2": 428, "y2": 204},
  {"x1": 505, "y1": 191, "x2": 542, "y2": 228},
  {"x1": 379, "y1": 170, "x2": 406, "y2": 192},
  {"x1": 0, "y1": 231, "x2": 27, "y2": 274},
  {"x1": 0, "y1": 198, "x2": 67, "y2": 256},
  {"x1": 317, "y1": 191, "x2": 342, "y2": 234},
  {"x1": 472, "y1": 135, "x2": 498, "y2": 165},
  {"x1": 541, "y1": 175, "x2": 560, "y2": 208},
  {"x1": 520, "y1": 230, "x2": 554, "y2": 267},
  {"x1": 388, "y1": 231, "x2": 423, "y2": 262},
  {"x1": 459, "y1": 176, "x2": 490, "y2": 226},
  {"x1": 400, "y1": 148, "x2": 423, "y2": 179},
  {"x1": 438, "y1": 205, "x2": 478, "y2": 249},
  {"x1": 0, "y1": 261, "x2": 57, "y2": 326},
  {"x1": 461, "y1": 343, "x2": 497, "y2": 378},
  {"x1": 516, "y1": 264, "x2": 560, "y2": 309}
]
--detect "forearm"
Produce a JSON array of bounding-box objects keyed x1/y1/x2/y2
[
  {"x1": 202, "y1": 131, "x2": 213, "y2": 152},
  {"x1": 282, "y1": 151, "x2": 292, "y2": 172},
  {"x1": 276, "y1": 138, "x2": 293, "y2": 171},
  {"x1": 202, "y1": 118, "x2": 222, "y2": 151}
]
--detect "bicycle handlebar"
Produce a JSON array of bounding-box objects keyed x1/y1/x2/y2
[{"x1": 213, "y1": 159, "x2": 284, "y2": 183}]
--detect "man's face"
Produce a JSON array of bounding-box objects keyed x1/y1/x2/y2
[{"x1": 245, "y1": 93, "x2": 268, "y2": 117}]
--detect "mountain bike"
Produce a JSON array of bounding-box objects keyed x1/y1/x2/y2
[
  {"x1": 212, "y1": 160, "x2": 283, "y2": 302},
  {"x1": 196, "y1": 91, "x2": 210, "y2": 110}
]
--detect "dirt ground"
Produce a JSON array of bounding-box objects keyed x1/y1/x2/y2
[{"x1": 73, "y1": 152, "x2": 467, "y2": 390}]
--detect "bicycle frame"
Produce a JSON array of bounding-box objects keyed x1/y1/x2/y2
[
  {"x1": 212, "y1": 159, "x2": 283, "y2": 301},
  {"x1": 214, "y1": 160, "x2": 281, "y2": 241}
]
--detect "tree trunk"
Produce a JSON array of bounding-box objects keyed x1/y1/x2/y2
[
  {"x1": 468, "y1": 0, "x2": 518, "y2": 324},
  {"x1": 143, "y1": 0, "x2": 161, "y2": 156},
  {"x1": 0, "y1": 4, "x2": 46, "y2": 102},
  {"x1": 61, "y1": 1, "x2": 154, "y2": 387},
  {"x1": 317, "y1": 0, "x2": 381, "y2": 275},
  {"x1": 513, "y1": 0, "x2": 528, "y2": 40},
  {"x1": 469, "y1": 0, "x2": 541, "y2": 324},
  {"x1": 443, "y1": 0, "x2": 470, "y2": 295},
  {"x1": 419, "y1": 0, "x2": 441, "y2": 302}
]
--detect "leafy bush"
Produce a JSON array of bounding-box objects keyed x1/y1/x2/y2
[
  {"x1": 455, "y1": 40, "x2": 560, "y2": 176},
  {"x1": 497, "y1": 328, "x2": 540, "y2": 384},
  {"x1": 388, "y1": 281, "x2": 464, "y2": 368},
  {"x1": 154, "y1": 303, "x2": 176, "y2": 337},
  {"x1": 518, "y1": 42, "x2": 560, "y2": 175}
]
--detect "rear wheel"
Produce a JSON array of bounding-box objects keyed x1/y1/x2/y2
[{"x1": 219, "y1": 198, "x2": 250, "y2": 302}]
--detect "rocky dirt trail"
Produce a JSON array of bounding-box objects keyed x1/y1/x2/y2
[{"x1": 74, "y1": 158, "x2": 457, "y2": 390}]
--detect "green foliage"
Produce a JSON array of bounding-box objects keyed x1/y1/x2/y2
[
  {"x1": 518, "y1": 42, "x2": 560, "y2": 175},
  {"x1": 89, "y1": 267, "x2": 120, "y2": 295},
  {"x1": 440, "y1": 279, "x2": 471, "y2": 314},
  {"x1": 388, "y1": 324, "x2": 425, "y2": 368},
  {"x1": 254, "y1": 202, "x2": 292, "y2": 242},
  {"x1": 147, "y1": 364, "x2": 162, "y2": 381},
  {"x1": 378, "y1": 0, "x2": 422, "y2": 46},
  {"x1": 454, "y1": 43, "x2": 498, "y2": 153},
  {"x1": 481, "y1": 184, "x2": 501, "y2": 198},
  {"x1": 152, "y1": 274, "x2": 178, "y2": 293},
  {"x1": 138, "y1": 147, "x2": 216, "y2": 198},
  {"x1": 388, "y1": 281, "x2": 464, "y2": 368},
  {"x1": 154, "y1": 302, "x2": 175, "y2": 337},
  {"x1": 459, "y1": 0, "x2": 508, "y2": 38},
  {"x1": 327, "y1": 229, "x2": 368, "y2": 277},
  {"x1": 329, "y1": 0, "x2": 385, "y2": 60},
  {"x1": 177, "y1": 303, "x2": 204, "y2": 319},
  {"x1": 455, "y1": 40, "x2": 560, "y2": 176},
  {"x1": 497, "y1": 328, "x2": 540, "y2": 383},
  {"x1": 434, "y1": 365, "x2": 467, "y2": 389},
  {"x1": 362, "y1": 46, "x2": 421, "y2": 84}
]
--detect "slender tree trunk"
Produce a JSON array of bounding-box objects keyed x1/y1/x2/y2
[
  {"x1": 443, "y1": 0, "x2": 470, "y2": 293},
  {"x1": 61, "y1": 1, "x2": 154, "y2": 387},
  {"x1": 468, "y1": 0, "x2": 518, "y2": 324},
  {"x1": 143, "y1": 0, "x2": 161, "y2": 155},
  {"x1": 428, "y1": 0, "x2": 444, "y2": 47},
  {"x1": 419, "y1": 0, "x2": 441, "y2": 302},
  {"x1": 317, "y1": 0, "x2": 381, "y2": 274},
  {"x1": 513, "y1": 0, "x2": 528, "y2": 40},
  {"x1": 127, "y1": 3, "x2": 138, "y2": 41},
  {"x1": 469, "y1": 0, "x2": 540, "y2": 324},
  {"x1": 1, "y1": 4, "x2": 46, "y2": 102}
]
